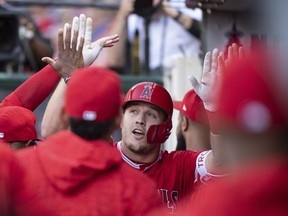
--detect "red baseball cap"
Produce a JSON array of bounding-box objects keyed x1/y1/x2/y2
[
  {"x1": 218, "y1": 52, "x2": 287, "y2": 133},
  {"x1": 173, "y1": 90, "x2": 209, "y2": 126},
  {"x1": 0, "y1": 106, "x2": 40, "y2": 142},
  {"x1": 65, "y1": 67, "x2": 122, "y2": 122}
]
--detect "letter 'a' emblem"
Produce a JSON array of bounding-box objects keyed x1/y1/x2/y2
[{"x1": 140, "y1": 84, "x2": 152, "y2": 99}]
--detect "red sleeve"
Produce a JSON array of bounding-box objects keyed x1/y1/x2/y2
[{"x1": 0, "y1": 65, "x2": 60, "y2": 111}]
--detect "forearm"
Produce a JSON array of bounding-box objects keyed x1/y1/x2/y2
[
  {"x1": 205, "y1": 111, "x2": 229, "y2": 175},
  {"x1": 41, "y1": 79, "x2": 68, "y2": 139},
  {"x1": 164, "y1": 6, "x2": 201, "y2": 39}
]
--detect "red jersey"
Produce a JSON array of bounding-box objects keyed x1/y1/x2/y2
[
  {"x1": 187, "y1": 157, "x2": 288, "y2": 216},
  {"x1": 0, "y1": 142, "x2": 47, "y2": 216},
  {"x1": 116, "y1": 141, "x2": 211, "y2": 214},
  {"x1": 16, "y1": 131, "x2": 162, "y2": 216}
]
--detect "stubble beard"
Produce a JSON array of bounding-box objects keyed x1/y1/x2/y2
[{"x1": 126, "y1": 142, "x2": 150, "y2": 155}]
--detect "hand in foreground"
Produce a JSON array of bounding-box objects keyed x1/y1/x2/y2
[
  {"x1": 189, "y1": 48, "x2": 224, "y2": 112},
  {"x1": 42, "y1": 14, "x2": 119, "y2": 79},
  {"x1": 189, "y1": 43, "x2": 243, "y2": 112}
]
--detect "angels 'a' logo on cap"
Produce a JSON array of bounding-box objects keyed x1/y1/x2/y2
[{"x1": 140, "y1": 84, "x2": 153, "y2": 99}]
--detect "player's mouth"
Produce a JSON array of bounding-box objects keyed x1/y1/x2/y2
[{"x1": 132, "y1": 128, "x2": 145, "y2": 138}]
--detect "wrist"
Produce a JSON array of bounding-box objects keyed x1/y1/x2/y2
[{"x1": 173, "y1": 11, "x2": 182, "y2": 22}]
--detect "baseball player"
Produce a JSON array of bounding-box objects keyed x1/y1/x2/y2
[
  {"x1": 16, "y1": 67, "x2": 162, "y2": 216},
  {"x1": 173, "y1": 89, "x2": 210, "y2": 151},
  {"x1": 118, "y1": 79, "x2": 223, "y2": 214}
]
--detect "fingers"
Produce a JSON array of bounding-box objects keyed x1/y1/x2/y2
[
  {"x1": 239, "y1": 46, "x2": 245, "y2": 59},
  {"x1": 71, "y1": 16, "x2": 79, "y2": 47},
  {"x1": 104, "y1": 34, "x2": 120, "y2": 47},
  {"x1": 84, "y1": 17, "x2": 92, "y2": 47},
  {"x1": 64, "y1": 23, "x2": 71, "y2": 50},
  {"x1": 95, "y1": 34, "x2": 120, "y2": 47},
  {"x1": 71, "y1": 28, "x2": 79, "y2": 51},
  {"x1": 91, "y1": 34, "x2": 120, "y2": 49},
  {"x1": 202, "y1": 51, "x2": 212, "y2": 74},
  {"x1": 78, "y1": 36, "x2": 85, "y2": 54},
  {"x1": 188, "y1": 75, "x2": 201, "y2": 94},
  {"x1": 79, "y1": 14, "x2": 86, "y2": 36},
  {"x1": 58, "y1": 28, "x2": 64, "y2": 53},
  {"x1": 226, "y1": 43, "x2": 244, "y2": 66},
  {"x1": 41, "y1": 57, "x2": 56, "y2": 67},
  {"x1": 218, "y1": 52, "x2": 225, "y2": 74},
  {"x1": 211, "y1": 48, "x2": 219, "y2": 73}
]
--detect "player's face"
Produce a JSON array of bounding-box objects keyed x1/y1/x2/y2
[{"x1": 121, "y1": 101, "x2": 165, "y2": 155}]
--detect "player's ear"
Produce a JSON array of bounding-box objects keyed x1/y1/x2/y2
[{"x1": 182, "y1": 116, "x2": 189, "y2": 132}]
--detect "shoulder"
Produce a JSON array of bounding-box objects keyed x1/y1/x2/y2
[{"x1": 163, "y1": 149, "x2": 202, "y2": 161}]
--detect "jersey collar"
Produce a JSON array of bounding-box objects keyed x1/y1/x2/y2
[{"x1": 117, "y1": 141, "x2": 162, "y2": 172}]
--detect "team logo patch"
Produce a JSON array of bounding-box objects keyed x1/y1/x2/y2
[{"x1": 140, "y1": 84, "x2": 153, "y2": 99}]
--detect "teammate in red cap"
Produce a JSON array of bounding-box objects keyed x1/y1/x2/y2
[
  {"x1": 0, "y1": 14, "x2": 119, "y2": 147},
  {"x1": 173, "y1": 89, "x2": 210, "y2": 151},
  {"x1": 16, "y1": 67, "x2": 162, "y2": 216}
]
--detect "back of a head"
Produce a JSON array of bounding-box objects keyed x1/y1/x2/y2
[
  {"x1": 174, "y1": 89, "x2": 209, "y2": 127},
  {"x1": 65, "y1": 67, "x2": 122, "y2": 140},
  {"x1": 0, "y1": 106, "x2": 39, "y2": 148}
]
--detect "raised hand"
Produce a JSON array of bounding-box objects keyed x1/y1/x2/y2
[
  {"x1": 42, "y1": 14, "x2": 120, "y2": 79},
  {"x1": 41, "y1": 22, "x2": 84, "y2": 80},
  {"x1": 189, "y1": 48, "x2": 224, "y2": 112},
  {"x1": 226, "y1": 43, "x2": 244, "y2": 65},
  {"x1": 82, "y1": 14, "x2": 119, "y2": 66}
]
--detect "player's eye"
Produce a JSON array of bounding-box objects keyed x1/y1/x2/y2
[{"x1": 148, "y1": 113, "x2": 156, "y2": 119}]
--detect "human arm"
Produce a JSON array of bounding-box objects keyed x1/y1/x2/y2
[
  {"x1": 190, "y1": 44, "x2": 244, "y2": 175},
  {"x1": 189, "y1": 48, "x2": 225, "y2": 175},
  {"x1": 161, "y1": 0, "x2": 201, "y2": 39},
  {"x1": 106, "y1": 0, "x2": 135, "y2": 72},
  {"x1": 41, "y1": 14, "x2": 119, "y2": 139},
  {"x1": 18, "y1": 14, "x2": 54, "y2": 71}
]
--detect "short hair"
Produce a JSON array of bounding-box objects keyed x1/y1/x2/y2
[{"x1": 69, "y1": 117, "x2": 115, "y2": 140}]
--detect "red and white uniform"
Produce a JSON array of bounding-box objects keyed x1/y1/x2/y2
[{"x1": 117, "y1": 142, "x2": 212, "y2": 214}]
